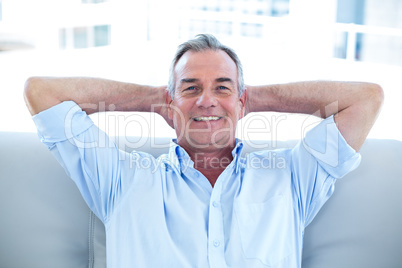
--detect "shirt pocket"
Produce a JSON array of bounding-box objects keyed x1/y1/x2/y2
[{"x1": 234, "y1": 194, "x2": 293, "y2": 267}]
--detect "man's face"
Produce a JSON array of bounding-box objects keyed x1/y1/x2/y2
[{"x1": 167, "y1": 49, "x2": 246, "y2": 152}]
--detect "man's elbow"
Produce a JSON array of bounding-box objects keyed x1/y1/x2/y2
[
  {"x1": 24, "y1": 77, "x2": 42, "y2": 115},
  {"x1": 371, "y1": 83, "x2": 384, "y2": 104},
  {"x1": 24, "y1": 76, "x2": 43, "y2": 98},
  {"x1": 24, "y1": 77, "x2": 58, "y2": 115},
  {"x1": 366, "y1": 83, "x2": 384, "y2": 113}
]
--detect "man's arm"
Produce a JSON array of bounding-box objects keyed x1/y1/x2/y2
[
  {"x1": 23, "y1": 77, "x2": 169, "y2": 121},
  {"x1": 246, "y1": 81, "x2": 384, "y2": 151},
  {"x1": 23, "y1": 77, "x2": 171, "y2": 220}
]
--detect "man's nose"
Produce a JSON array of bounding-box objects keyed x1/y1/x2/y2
[{"x1": 196, "y1": 89, "x2": 217, "y2": 108}]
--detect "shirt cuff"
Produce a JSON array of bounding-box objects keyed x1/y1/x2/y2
[
  {"x1": 32, "y1": 101, "x2": 94, "y2": 144},
  {"x1": 302, "y1": 115, "x2": 361, "y2": 178}
]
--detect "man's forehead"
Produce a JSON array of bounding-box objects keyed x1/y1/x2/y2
[{"x1": 174, "y1": 50, "x2": 237, "y2": 78}]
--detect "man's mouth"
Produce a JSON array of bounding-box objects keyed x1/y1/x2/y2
[{"x1": 193, "y1": 116, "x2": 222, "y2": 122}]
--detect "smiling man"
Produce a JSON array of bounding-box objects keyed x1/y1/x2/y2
[
  {"x1": 24, "y1": 34, "x2": 383, "y2": 267},
  {"x1": 167, "y1": 49, "x2": 247, "y2": 186}
]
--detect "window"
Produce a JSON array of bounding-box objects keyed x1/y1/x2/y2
[
  {"x1": 74, "y1": 27, "x2": 88, "y2": 49},
  {"x1": 0, "y1": 1, "x2": 2, "y2": 22},
  {"x1": 333, "y1": 31, "x2": 348, "y2": 59},
  {"x1": 59, "y1": 25, "x2": 111, "y2": 49},
  {"x1": 334, "y1": 0, "x2": 402, "y2": 66},
  {"x1": 187, "y1": 0, "x2": 289, "y2": 17},
  {"x1": 59, "y1": 28, "x2": 67, "y2": 49},
  {"x1": 150, "y1": 0, "x2": 290, "y2": 41},
  {"x1": 271, "y1": 0, "x2": 290, "y2": 17},
  {"x1": 181, "y1": 20, "x2": 232, "y2": 40},
  {"x1": 94, "y1": 25, "x2": 111, "y2": 47},
  {"x1": 358, "y1": 33, "x2": 402, "y2": 66},
  {"x1": 82, "y1": 0, "x2": 107, "y2": 3},
  {"x1": 240, "y1": 23, "x2": 263, "y2": 38}
]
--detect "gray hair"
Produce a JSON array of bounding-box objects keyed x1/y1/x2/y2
[{"x1": 167, "y1": 34, "x2": 245, "y2": 98}]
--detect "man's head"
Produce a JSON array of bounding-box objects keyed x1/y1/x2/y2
[
  {"x1": 168, "y1": 34, "x2": 245, "y2": 98},
  {"x1": 166, "y1": 34, "x2": 247, "y2": 153}
]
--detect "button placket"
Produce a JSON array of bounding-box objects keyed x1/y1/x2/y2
[{"x1": 207, "y1": 168, "x2": 231, "y2": 267}]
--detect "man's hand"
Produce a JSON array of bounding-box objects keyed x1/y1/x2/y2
[{"x1": 245, "y1": 81, "x2": 384, "y2": 151}]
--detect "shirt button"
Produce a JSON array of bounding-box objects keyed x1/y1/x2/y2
[
  {"x1": 213, "y1": 240, "x2": 220, "y2": 247},
  {"x1": 212, "y1": 201, "x2": 219, "y2": 208}
]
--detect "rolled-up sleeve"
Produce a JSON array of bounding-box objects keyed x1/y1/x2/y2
[
  {"x1": 32, "y1": 101, "x2": 135, "y2": 223},
  {"x1": 33, "y1": 101, "x2": 94, "y2": 147},
  {"x1": 291, "y1": 115, "x2": 361, "y2": 226}
]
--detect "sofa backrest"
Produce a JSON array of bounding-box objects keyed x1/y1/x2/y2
[
  {"x1": 1, "y1": 132, "x2": 401, "y2": 268},
  {"x1": 0, "y1": 132, "x2": 106, "y2": 268},
  {"x1": 302, "y1": 138, "x2": 402, "y2": 267}
]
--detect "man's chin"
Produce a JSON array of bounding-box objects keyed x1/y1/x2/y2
[{"x1": 179, "y1": 135, "x2": 235, "y2": 150}]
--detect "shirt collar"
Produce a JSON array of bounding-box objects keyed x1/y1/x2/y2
[
  {"x1": 167, "y1": 138, "x2": 244, "y2": 173},
  {"x1": 231, "y1": 138, "x2": 244, "y2": 173},
  {"x1": 168, "y1": 139, "x2": 193, "y2": 172}
]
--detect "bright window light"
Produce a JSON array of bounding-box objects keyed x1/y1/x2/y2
[{"x1": 0, "y1": 0, "x2": 400, "y2": 141}]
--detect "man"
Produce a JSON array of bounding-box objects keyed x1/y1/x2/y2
[{"x1": 24, "y1": 34, "x2": 383, "y2": 267}]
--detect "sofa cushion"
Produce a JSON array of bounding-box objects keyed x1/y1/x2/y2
[
  {"x1": 0, "y1": 132, "x2": 106, "y2": 268},
  {"x1": 302, "y1": 139, "x2": 402, "y2": 268}
]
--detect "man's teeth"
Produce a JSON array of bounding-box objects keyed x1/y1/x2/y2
[{"x1": 194, "y1": 116, "x2": 221, "y2": 121}]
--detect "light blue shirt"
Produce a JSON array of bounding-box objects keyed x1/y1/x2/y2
[{"x1": 33, "y1": 101, "x2": 361, "y2": 268}]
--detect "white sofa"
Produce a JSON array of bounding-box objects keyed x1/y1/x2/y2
[{"x1": 1, "y1": 131, "x2": 401, "y2": 268}]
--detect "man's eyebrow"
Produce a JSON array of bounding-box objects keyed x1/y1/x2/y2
[
  {"x1": 216, "y1": 77, "x2": 235, "y2": 84},
  {"x1": 179, "y1": 77, "x2": 234, "y2": 85},
  {"x1": 180, "y1": 78, "x2": 199, "y2": 84}
]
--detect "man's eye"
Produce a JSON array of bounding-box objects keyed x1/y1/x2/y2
[
  {"x1": 186, "y1": 86, "x2": 196, "y2": 91},
  {"x1": 218, "y1": 86, "x2": 228, "y2": 90}
]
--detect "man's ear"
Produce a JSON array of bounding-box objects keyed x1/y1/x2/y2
[
  {"x1": 238, "y1": 88, "x2": 247, "y2": 119},
  {"x1": 165, "y1": 90, "x2": 174, "y2": 120}
]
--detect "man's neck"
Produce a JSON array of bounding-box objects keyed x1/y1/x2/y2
[{"x1": 187, "y1": 146, "x2": 235, "y2": 187}]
